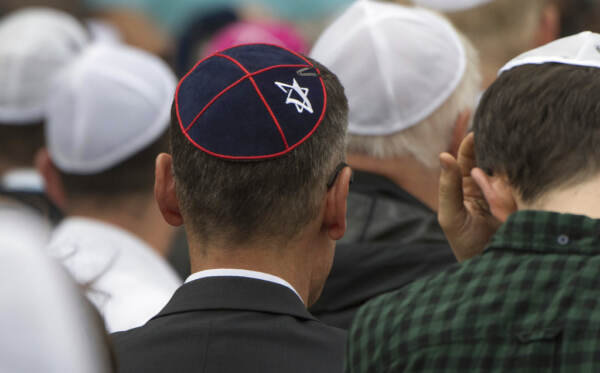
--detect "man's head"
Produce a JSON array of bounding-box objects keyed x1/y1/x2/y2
[
  {"x1": 557, "y1": 0, "x2": 600, "y2": 37},
  {"x1": 37, "y1": 43, "x2": 176, "y2": 210},
  {"x1": 473, "y1": 32, "x2": 600, "y2": 220},
  {"x1": 396, "y1": 0, "x2": 559, "y2": 88},
  {"x1": 311, "y1": 1, "x2": 480, "y2": 169},
  {"x1": 0, "y1": 8, "x2": 88, "y2": 173},
  {"x1": 155, "y1": 44, "x2": 349, "y2": 304}
]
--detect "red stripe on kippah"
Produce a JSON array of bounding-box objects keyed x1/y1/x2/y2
[
  {"x1": 184, "y1": 75, "x2": 249, "y2": 133},
  {"x1": 183, "y1": 63, "x2": 308, "y2": 133},
  {"x1": 216, "y1": 53, "x2": 290, "y2": 149},
  {"x1": 175, "y1": 43, "x2": 327, "y2": 160}
]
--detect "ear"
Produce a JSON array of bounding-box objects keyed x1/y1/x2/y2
[
  {"x1": 534, "y1": 3, "x2": 560, "y2": 47},
  {"x1": 471, "y1": 168, "x2": 518, "y2": 223},
  {"x1": 323, "y1": 167, "x2": 352, "y2": 241},
  {"x1": 448, "y1": 110, "x2": 471, "y2": 158},
  {"x1": 155, "y1": 153, "x2": 184, "y2": 227},
  {"x1": 35, "y1": 148, "x2": 67, "y2": 210}
]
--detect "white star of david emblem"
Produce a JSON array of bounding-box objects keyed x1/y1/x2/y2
[{"x1": 274, "y1": 79, "x2": 314, "y2": 114}]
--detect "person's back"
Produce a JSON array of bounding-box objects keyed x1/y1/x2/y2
[
  {"x1": 115, "y1": 276, "x2": 345, "y2": 373},
  {"x1": 38, "y1": 42, "x2": 181, "y2": 332},
  {"x1": 308, "y1": 1, "x2": 481, "y2": 329},
  {"x1": 349, "y1": 218, "x2": 600, "y2": 371},
  {"x1": 0, "y1": 242, "x2": 114, "y2": 373},
  {"x1": 348, "y1": 31, "x2": 600, "y2": 372},
  {"x1": 112, "y1": 43, "x2": 352, "y2": 373}
]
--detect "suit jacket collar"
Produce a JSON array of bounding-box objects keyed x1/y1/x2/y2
[{"x1": 154, "y1": 276, "x2": 318, "y2": 322}]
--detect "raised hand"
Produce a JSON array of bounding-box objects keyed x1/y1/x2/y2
[{"x1": 437, "y1": 133, "x2": 502, "y2": 262}]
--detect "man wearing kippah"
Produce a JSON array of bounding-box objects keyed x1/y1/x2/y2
[
  {"x1": 0, "y1": 8, "x2": 88, "y2": 252},
  {"x1": 349, "y1": 31, "x2": 600, "y2": 371},
  {"x1": 308, "y1": 1, "x2": 481, "y2": 329},
  {"x1": 112, "y1": 43, "x2": 351, "y2": 373},
  {"x1": 37, "y1": 43, "x2": 181, "y2": 333}
]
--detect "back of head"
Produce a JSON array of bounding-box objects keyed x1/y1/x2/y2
[
  {"x1": 45, "y1": 43, "x2": 176, "y2": 199},
  {"x1": 0, "y1": 243, "x2": 113, "y2": 372},
  {"x1": 171, "y1": 44, "x2": 348, "y2": 246},
  {"x1": 0, "y1": 8, "x2": 89, "y2": 168},
  {"x1": 311, "y1": 1, "x2": 480, "y2": 168},
  {"x1": 474, "y1": 31, "x2": 600, "y2": 204}
]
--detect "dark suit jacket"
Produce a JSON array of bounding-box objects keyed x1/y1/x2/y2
[{"x1": 112, "y1": 276, "x2": 347, "y2": 373}]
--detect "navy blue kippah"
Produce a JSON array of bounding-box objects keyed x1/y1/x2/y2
[{"x1": 175, "y1": 43, "x2": 327, "y2": 160}]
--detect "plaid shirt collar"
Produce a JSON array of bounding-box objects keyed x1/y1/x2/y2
[{"x1": 486, "y1": 210, "x2": 600, "y2": 255}]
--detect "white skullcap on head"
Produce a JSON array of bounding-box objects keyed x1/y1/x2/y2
[
  {"x1": 45, "y1": 42, "x2": 177, "y2": 174},
  {"x1": 310, "y1": 0, "x2": 466, "y2": 136},
  {"x1": 0, "y1": 244, "x2": 112, "y2": 373},
  {"x1": 412, "y1": 0, "x2": 494, "y2": 12},
  {"x1": 0, "y1": 7, "x2": 89, "y2": 124},
  {"x1": 499, "y1": 31, "x2": 600, "y2": 75}
]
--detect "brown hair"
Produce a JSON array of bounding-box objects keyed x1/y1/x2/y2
[
  {"x1": 474, "y1": 63, "x2": 600, "y2": 203},
  {"x1": 0, "y1": 122, "x2": 44, "y2": 168},
  {"x1": 59, "y1": 134, "x2": 168, "y2": 199}
]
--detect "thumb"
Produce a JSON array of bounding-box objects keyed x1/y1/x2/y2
[{"x1": 438, "y1": 153, "x2": 466, "y2": 230}]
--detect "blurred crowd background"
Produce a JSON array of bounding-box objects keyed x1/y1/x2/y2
[{"x1": 2, "y1": 0, "x2": 600, "y2": 371}]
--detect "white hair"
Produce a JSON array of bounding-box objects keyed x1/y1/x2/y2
[{"x1": 345, "y1": 33, "x2": 481, "y2": 169}]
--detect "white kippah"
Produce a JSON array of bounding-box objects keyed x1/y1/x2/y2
[
  {"x1": 500, "y1": 31, "x2": 600, "y2": 75},
  {"x1": 412, "y1": 0, "x2": 494, "y2": 12},
  {"x1": 310, "y1": 0, "x2": 466, "y2": 135},
  {"x1": 0, "y1": 8, "x2": 89, "y2": 124},
  {"x1": 45, "y1": 43, "x2": 177, "y2": 174}
]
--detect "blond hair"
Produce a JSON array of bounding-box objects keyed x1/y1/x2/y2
[
  {"x1": 394, "y1": 0, "x2": 549, "y2": 73},
  {"x1": 346, "y1": 33, "x2": 481, "y2": 169}
]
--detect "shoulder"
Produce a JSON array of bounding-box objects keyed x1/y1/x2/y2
[{"x1": 347, "y1": 255, "x2": 494, "y2": 369}]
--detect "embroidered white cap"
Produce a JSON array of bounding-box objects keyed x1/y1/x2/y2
[
  {"x1": 411, "y1": 0, "x2": 494, "y2": 12},
  {"x1": 0, "y1": 8, "x2": 89, "y2": 124},
  {"x1": 310, "y1": 0, "x2": 466, "y2": 135},
  {"x1": 499, "y1": 31, "x2": 600, "y2": 75},
  {"x1": 45, "y1": 43, "x2": 176, "y2": 174}
]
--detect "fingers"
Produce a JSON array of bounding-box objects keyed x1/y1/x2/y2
[
  {"x1": 471, "y1": 167, "x2": 517, "y2": 223},
  {"x1": 456, "y1": 132, "x2": 477, "y2": 177},
  {"x1": 438, "y1": 152, "x2": 466, "y2": 229}
]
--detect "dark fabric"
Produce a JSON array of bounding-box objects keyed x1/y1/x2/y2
[
  {"x1": 166, "y1": 228, "x2": 190, "y2": 280},
  {"x1": 310, "y1": 171, "x2": 456, "y2": 329},
  {"x1": 0, "y1": 188, "x2": 63, "y2": 224},
  {"x1": 348, "y1": 210, "x2": 600, "y2": 372},
  {"x1": 175, "y1": 8, "x2": 238, "y2": 77},
  {"x1": 112, "y1": 276, "x2": 346, "y2": 373},
  {"x1": 177, "y1": 44, "x2": 325, "y2": 160}
]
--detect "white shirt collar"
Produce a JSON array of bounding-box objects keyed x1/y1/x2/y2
[
  {"x1": 185, "y1": 269, "x2": 303, "y2": 303},
  {"x1": 1, "y1": 168, "x2": 45, "y2": 192}
]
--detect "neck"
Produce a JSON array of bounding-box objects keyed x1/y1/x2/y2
[
  {"x1": 521, "y1": 175, "x2": 600, "y2": 219},
  {"x1": 67, "y1": 194, "x2": 175, "y2": 256},
  {"x1": 187, "y1": 223, "x2": 330, "y2": 307},
  {"x1": 347, "y1": 153, "x2": 440, "y2": 211}
]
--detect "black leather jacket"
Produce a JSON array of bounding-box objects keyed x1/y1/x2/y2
[{"x1": 310, "y1": 171, "x2": 457, "y2": 329}]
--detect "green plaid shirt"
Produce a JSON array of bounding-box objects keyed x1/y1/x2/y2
[{"x1": 347, "y1": 210, "x2": 600, "y2": 372}]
